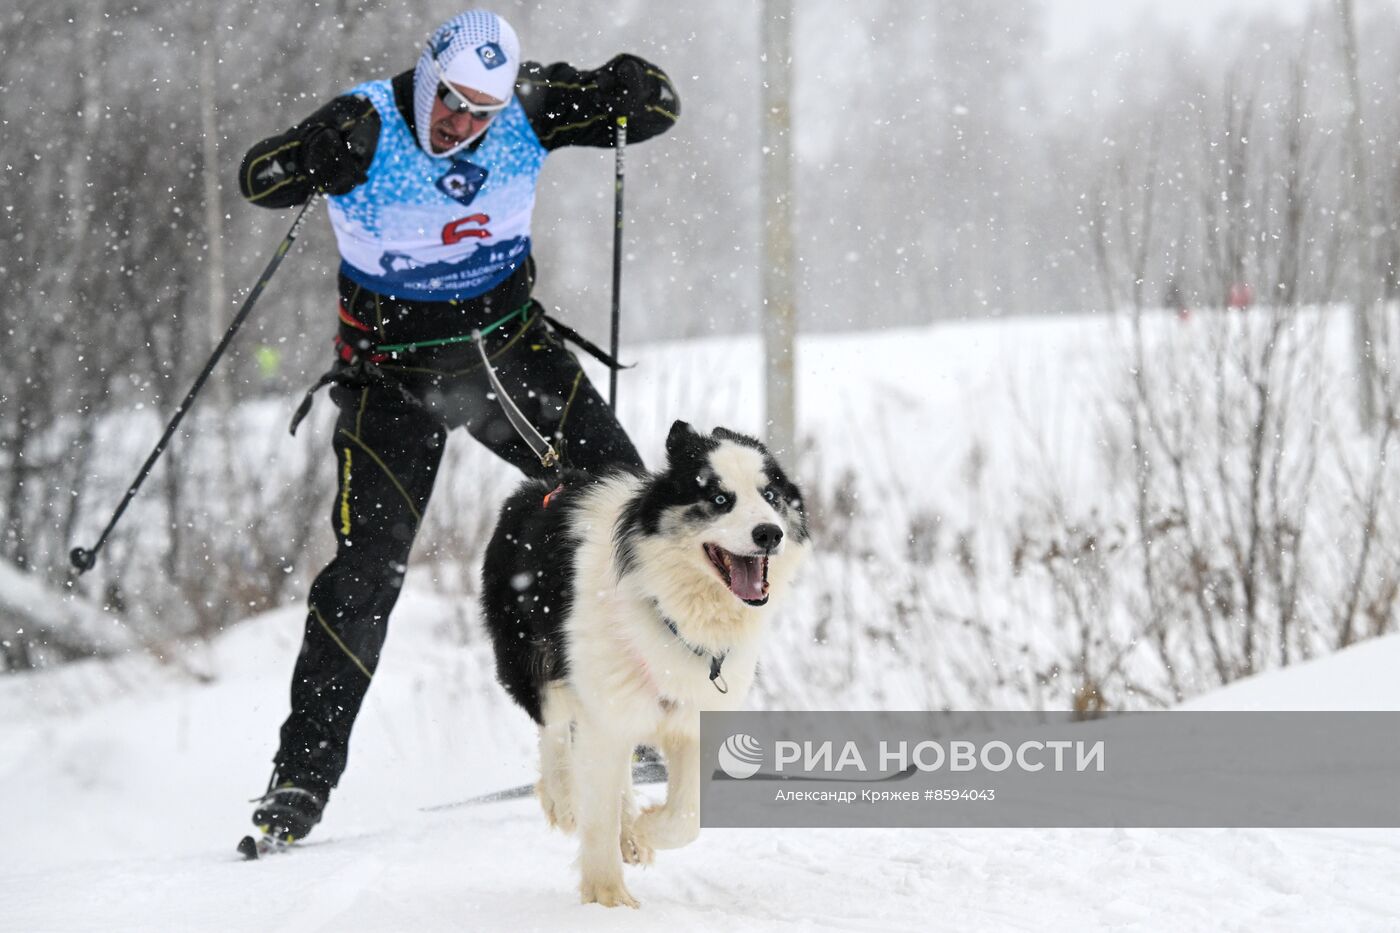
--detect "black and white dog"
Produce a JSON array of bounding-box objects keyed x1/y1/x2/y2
[{"x1": 480, "y1": 420, "x2": 809, "y2": 907}]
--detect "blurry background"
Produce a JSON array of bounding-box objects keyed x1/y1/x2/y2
[{"x1": 3, "y1": 0, "x2": 1400, "y2": 712}]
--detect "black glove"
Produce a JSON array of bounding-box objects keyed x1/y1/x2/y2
[
  {"x1": 600, "y1": 54, "x2": 656, "y2": 107},
  {"x1": 298, "y1": 125, "x2": 366, "y2": 196}
]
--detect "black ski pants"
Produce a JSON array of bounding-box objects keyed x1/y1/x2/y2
[{"x1": 273, "y1": 307, "x2": 640, "y2": 793}]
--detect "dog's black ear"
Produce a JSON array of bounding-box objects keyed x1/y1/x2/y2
[
  {"x1": 665, "y1": 420, "x2": 701, "y2": 466},
  {"x1": 712, "y1": 425, "x2": 766, "y2": 452}
]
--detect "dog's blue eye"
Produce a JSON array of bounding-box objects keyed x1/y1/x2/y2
[
  {"x1": 713, "y1": 494, "x2": 728, "y2": 506},
  {"x1": 762, "y1": 488, "x2": 777, "y2": 503}
]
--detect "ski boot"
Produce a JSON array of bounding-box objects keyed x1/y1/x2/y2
[{"x1": 238, "y1": 778, "x2": 326, "y2": 859}]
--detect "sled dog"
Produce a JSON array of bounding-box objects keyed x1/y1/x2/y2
[{"x1": 480, "y1": 420, "x2": 809, "y2": 907}]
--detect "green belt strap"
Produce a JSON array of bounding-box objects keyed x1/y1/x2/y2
[{"x1": 374, "y1": 302, "x2": 531, "y2": 354}]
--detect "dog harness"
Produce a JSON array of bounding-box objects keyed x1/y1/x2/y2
[{"x1": 657, "y1": 608, "x2": 729, "y2": 694}]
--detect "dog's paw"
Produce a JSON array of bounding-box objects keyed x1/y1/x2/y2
[
  {"x1": 580, "y1": 877, "x2": 640, "y2": 909},
  {"x1": 536, "y1": 780, "x2": 576, "y2": 833},
  {"x1": 635, "y1": 804, "x2": 700, "y2": 850},
  {"x1": 620, "y1": 826, "x2": 655, "y2": 866}
]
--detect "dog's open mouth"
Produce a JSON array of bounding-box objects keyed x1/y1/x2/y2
[{"x1": 703, "y1": 543, "x2": 770, "y2": 606}]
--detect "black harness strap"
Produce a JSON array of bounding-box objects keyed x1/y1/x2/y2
[
  {"x1": 543, "y1": 313, "x2": 634, "y2": 372},
  {"x1": 288, "y1": 357, "x2": 426, "y2": 436},
  {"x1": 660, "y1": 612, "x2": 729, "y2": 694}
]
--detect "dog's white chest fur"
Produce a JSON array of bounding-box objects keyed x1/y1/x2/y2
[{"x1": 564, "y1": 478, "x2": 763, "y2": 726}]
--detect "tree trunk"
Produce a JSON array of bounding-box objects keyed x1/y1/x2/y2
[
  {"x1": 1336, "y1": 0, "x2": 1378, "y2": 430},
  {"x1": 200, "y1": 32, "x2": 228, "y2": 407},
  {"x1": 761, "y1": 0, "x2": 798, "y2": 458}
]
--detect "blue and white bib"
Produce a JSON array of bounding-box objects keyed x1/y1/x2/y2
[{"x1": 326, "y1": 79, "x2": 547, "y2": 302}]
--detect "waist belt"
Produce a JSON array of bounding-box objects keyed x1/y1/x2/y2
[{"x1": 288, "y1": 303, "x2": 632, "y2": 436}]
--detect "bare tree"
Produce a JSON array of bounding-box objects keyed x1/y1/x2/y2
[{"x1": 1336, "y1": 0, "x2": 1380, "y2": 429}]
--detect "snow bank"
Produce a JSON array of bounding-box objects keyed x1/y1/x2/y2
[{"x1": 4, "y1": 573, "x2": 1399, "y2": 930}]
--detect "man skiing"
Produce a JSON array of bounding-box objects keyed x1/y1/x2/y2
[{"x1": 236, "y1": 9, "x2": 679, "y2": 846}]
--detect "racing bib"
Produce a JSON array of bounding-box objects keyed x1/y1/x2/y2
[{"x1": 326, "y1": 78, "x2": 546, "y2": 301}]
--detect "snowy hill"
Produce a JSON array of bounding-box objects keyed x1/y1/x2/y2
[
  {"x1": 1180, "y1": 635, "x2": 1400, "y2": 712},
  {"x1": 5, "y1": 588, "x2": 1400, "y2": 931}
]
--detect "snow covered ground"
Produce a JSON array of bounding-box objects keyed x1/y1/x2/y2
[
  {"x1": 5, "y1": 310, "x2": 1398, "y2": 930},
  {"x1": 5, "y1": 588, "x2": 1400, "y2": 932}
]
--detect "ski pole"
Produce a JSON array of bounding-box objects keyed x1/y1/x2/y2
[
  {"x1": 70, "y1": 194, "x2": 322, "y2": 574},
  {"x1": 608, "y1": 116, "x2": 627, "y2": 409}
]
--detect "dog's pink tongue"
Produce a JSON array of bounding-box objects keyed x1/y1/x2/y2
[{"x1": 729, "y1": 555, "x2": 766, "y2": 601}]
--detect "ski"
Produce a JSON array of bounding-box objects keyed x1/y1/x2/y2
[
  {"x1": 421, "y1": 758, "x2": 668, "y2": 813},
  {"x1": 237, "y1": 832, "x2": 295, "y2": 860}
]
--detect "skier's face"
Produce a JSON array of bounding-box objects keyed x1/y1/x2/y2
[{"x1": 430, "y1": 82, "x2": 505, "y2": 153}]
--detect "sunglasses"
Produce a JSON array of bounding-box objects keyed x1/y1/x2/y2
[{"x1": 437, "y1": 81, "x2": 509, "y2": 119}]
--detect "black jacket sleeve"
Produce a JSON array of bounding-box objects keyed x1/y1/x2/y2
[
  {"x1": 516, "y1": 54, "x2": 680, "y2": 151},
  {"x1": 238, "y1": 95, "x2": 380, "y2": 208}
]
